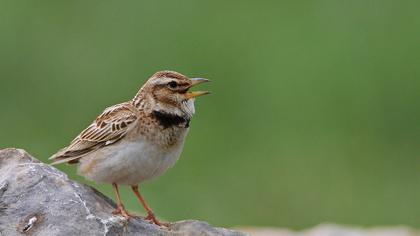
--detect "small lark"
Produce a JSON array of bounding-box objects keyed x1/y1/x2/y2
[{"x1": 50, "y1": 71, "x2": 210, "y2": 226}]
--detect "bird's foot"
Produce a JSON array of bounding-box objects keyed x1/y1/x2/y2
[
  {"x1": 145, "y1": 212, "x2": 169, "y2": 227},
  {"x1": 112, "y1": 206, "x2": 134, "y2": 219}
]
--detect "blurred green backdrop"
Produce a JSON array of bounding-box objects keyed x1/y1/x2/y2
[{"x1": 0, "y1": 0, "x2": 419, "y2": 229}]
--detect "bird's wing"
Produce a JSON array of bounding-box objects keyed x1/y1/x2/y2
[{"x1": 49, "y1": 102, "x2": 138, "y2": 165}]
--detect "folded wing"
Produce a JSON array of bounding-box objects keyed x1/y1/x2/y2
[{"x1": 50, "y1": 102, "x2": 138, "y2": 165}]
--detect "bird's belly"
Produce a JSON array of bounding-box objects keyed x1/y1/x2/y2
[{"x1": 78, "y1": 136, "x2": 185, "y2": 185}]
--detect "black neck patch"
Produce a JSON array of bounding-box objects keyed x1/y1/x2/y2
[{"x1": 152, "y1": 110, "x2": 189, "y2": 128}]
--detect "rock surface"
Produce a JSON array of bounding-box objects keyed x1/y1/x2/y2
[
  {"x1": 0, "y1": 148, "x2": 246, "y2": 236},
  {"x1": 240, "y1": 224, "x2": 420, "y2": 236}
]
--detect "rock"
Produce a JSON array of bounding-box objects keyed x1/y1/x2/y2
[
  {"x1": 0, "y1": 148, "x2": 246, "y2": 236},
  {"x1": 240, "y1": 224, "x2": 420, "y2": 236}
]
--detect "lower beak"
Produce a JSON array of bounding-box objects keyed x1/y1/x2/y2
[
  {"x1": 186, "y1": 78, "x2": 211, "y2": 99},
  {"x1": 186, "y1": 91, "x2": 211, "y2": 99}
]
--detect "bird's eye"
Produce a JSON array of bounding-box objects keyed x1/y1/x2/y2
[{"x1": 167, "y1": 81, "x2": 178, "y2": 89}]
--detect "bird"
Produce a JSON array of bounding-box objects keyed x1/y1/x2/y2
[{"x1": 49, "y1": 70, "x2": 210, "y2": 226}]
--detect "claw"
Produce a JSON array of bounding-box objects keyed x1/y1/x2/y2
[
  {"x1": 112, "y1": 206, "x2": 133, "y2": 219},
  {"x1": 145, "y1": 213, "x2": 168, "y2": 227}
]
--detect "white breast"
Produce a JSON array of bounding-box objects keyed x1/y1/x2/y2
[{"x1": 78, "y1": 129, "x2": 188, "y2": 185}]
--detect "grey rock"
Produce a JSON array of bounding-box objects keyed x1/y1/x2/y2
[
  {"x1": 241, "y1": 224, "x2": 420, "y2": 236},
  {"x1": 0, "y1": 148, "x2": 246, "y2": 236}
]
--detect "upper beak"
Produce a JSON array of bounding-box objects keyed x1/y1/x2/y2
[
  {"x1": 186, "y1": 78, "x2": 211, "y2": 99},
  {"x1": 190, "y1": 77, "x2": 211, "y2": 86}
]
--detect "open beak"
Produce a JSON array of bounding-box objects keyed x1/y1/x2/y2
[{"x1": 186, "y1": 78, "x2": 211, "y2": 99}]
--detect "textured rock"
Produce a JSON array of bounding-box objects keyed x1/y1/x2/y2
[
  {"x1": 240, "y1": 224, "x2": 420, "y2": 236},
  {"x1": 0, "y1": 148, "x2": 246, "y2": 236}
]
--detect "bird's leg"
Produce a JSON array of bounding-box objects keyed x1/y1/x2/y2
[
  {"x1": 131, "y1": 185, "x2": 166, "y2": 226},
  {"x1": 112, "y1": 183, "x2": 132, "y2": 219}
]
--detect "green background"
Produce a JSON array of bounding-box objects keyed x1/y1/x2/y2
[{"x1": 0, "y1": 0, "x2": 419, "y2": 229}]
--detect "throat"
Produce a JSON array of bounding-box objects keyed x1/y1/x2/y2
[{"x1": 152, "y1": 110, "x2": 190, "y2": 128}]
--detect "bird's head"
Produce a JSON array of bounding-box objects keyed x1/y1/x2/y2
[{"x1": 134, "y1": 71, "x2": 210, "y2": 119}]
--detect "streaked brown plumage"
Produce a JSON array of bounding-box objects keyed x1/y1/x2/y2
[{"x1": 50, "y1": 70, "x2": 210, "y2": 225}]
